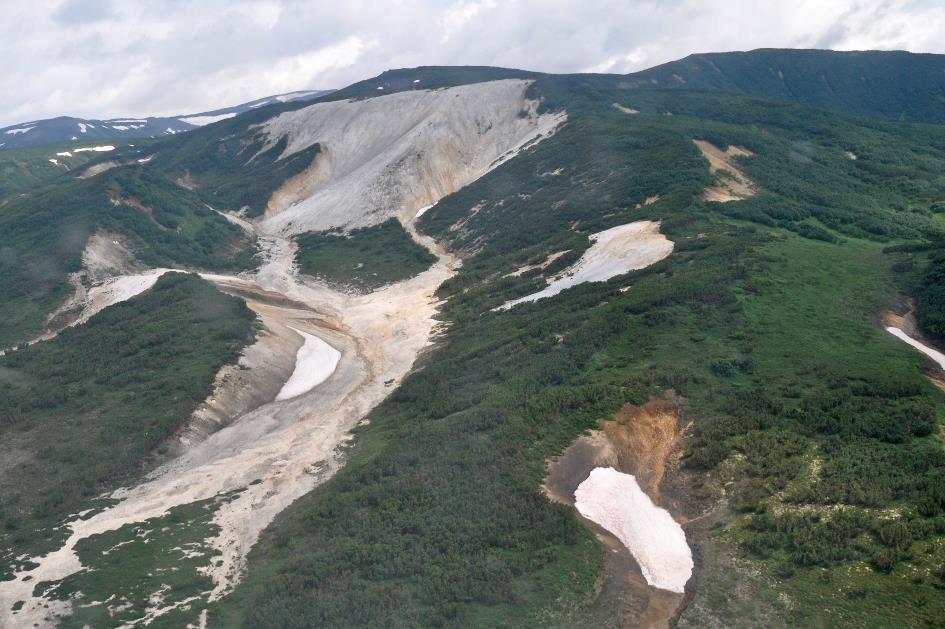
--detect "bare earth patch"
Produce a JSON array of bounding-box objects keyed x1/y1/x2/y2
[
  {"x1": 543, "y1": 397, "x2": 691, "y2": 628},
  {"x1": 693, "y1": 139, "x2": 756, "y2": 202}
]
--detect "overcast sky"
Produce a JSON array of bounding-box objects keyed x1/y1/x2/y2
[{"x1": 2, "y1": 0, "x2": 944, "y2": 127}]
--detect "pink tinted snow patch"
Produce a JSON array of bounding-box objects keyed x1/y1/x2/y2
[
  {"x1": 574, "y1": 467, "x2": 692, "y2": 593},
  {"x1": 886, "y1": 326, "x2": 945, "y2": 370},
  {"x1": 275, "y1": 328, "x2": 341, "y2": 401}
]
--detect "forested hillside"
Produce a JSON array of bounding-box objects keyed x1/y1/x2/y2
[
  {"x1": 628, "y1": 48, "x2": 945, "y2": 123},
  {"x1": 4, "y1": 50, "x2": 945, "y2": 628},
  {"x1": 0, "y1": 273, "x2": 255, "y2": 581},
  {"x1": 216, "y1": 70, "x2": 945, "y2": 627},
  {"x1": 0, "y1": 166, "x2": 253, "y2": 347}
]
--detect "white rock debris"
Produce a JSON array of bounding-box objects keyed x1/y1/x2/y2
[{"x1": 256, "y1": 79, "x2": 566, "y2": 234}]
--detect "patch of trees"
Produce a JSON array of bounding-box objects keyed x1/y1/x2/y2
[{"x1": 295, "y1": 219, "x2": 436, "y2": 291}]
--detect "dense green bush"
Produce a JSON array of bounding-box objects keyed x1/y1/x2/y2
[
  {"x1": 0, "y1": 272, "x2": 254, "y2": 576},
  {"x1": 295, "y1": 219, "x2": 436, "y2": 290}
]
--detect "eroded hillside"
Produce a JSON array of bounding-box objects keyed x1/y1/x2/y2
[{"x1": 3, "y1": 52, "x2": 945, "y2": 628}]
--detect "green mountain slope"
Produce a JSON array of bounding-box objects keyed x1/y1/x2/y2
[
  {"x1": 213, "y1": 76, "x2": 945, "y2": 627},
  {"x1": 627, "y1": 48, "x2": 945, "y2": 123},
  {"x1": 5, "y1": 53, "x2": 945, "y2": 627},
  {"x1": 0, "y1": 165, "x2": 254, "y2": 347},
  {"x1": 0, "y1": 273, "x2": 255, "y2": 580}
]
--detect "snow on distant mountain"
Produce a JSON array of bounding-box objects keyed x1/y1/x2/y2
[{"x1": 0, "y1": 90, "x2": 333, "y2": 150}]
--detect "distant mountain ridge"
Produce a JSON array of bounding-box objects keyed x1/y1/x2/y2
[
  {"x1": 5, "y1": 48, "x2": 945, "y2": 154},
  {"x1": 0, "y1": 89, "x2": 333, "y2": 150},
  {"x1": 624, "y1": 48, "x2": 945, "y2": 123}
]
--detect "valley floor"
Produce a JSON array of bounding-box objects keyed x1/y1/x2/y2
[{"x1": 0, "y1": 215, "x2": 458, "y2": 627}]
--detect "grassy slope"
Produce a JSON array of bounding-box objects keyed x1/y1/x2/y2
[
  {"x1": 0, "y1": 165, "x2": 254, "y2": 347},
  {"x1": 295, "y1": 219, "x2": 436, "y2": 291},
  {"x1": 0, "y1": 144, "x2": 104, "y2": 200},
  {"x1": 0, "y1": 273, "x2": 255, "y2": 581},
  {"x1": 216, "y1": 83, "x2": 945, "y2": 627},
  {"x1": 629, "y1": 48, "x2": 945, "y2": 124}
]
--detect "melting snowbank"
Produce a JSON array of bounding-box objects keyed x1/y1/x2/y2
[
  {"x1": 180, "y1": 113, "x2": 237, "y2": 126},
  {"x1": 497, "y1": 221, "x2": 673, "y2": 310},
  {"x1": 575, "y1": 467, "x2": 693, "y2": 593},
  {"x1": 76, "y1": 270, "x2": 172, "y2": 325},
  {"x1": 886, "y1": 326, "x2": 945, "y2": 370},
  {"x1": 276, "y1": 328, "x2": 342, "y2": 400}
]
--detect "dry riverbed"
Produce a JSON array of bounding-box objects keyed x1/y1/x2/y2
[{"x1": 0, "y1": 218, "x2": 458, "y2": 627}]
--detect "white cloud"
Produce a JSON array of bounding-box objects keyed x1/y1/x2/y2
[
  {"x1": 439, "y1": 0, "x2": 497, "y2": 42},
  {"x1": 1, "y1": 0, "x2": 945, "y2": 126}
]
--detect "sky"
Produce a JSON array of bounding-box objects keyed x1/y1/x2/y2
[{"x1": 2, "y1": 0, "x2": 945, "y2": 127}]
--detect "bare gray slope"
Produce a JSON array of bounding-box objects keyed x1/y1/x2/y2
[{"x1": 257, "y1": 79, "x2": 566, "y2": 234}]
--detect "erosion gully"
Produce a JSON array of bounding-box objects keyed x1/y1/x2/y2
[{"x1": 0, "y1": 216, "x2": 458, "y2": 627}]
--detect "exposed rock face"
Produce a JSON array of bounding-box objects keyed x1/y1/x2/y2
[{"x1": 256, "y1": 79, "x2": 566, "y2": 235}]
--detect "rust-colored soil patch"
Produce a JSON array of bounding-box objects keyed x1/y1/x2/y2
[
  {"x1": 693, "y1": 139, "x2": 756, "y2": 203},
  {"x1": 542, "y1": 397, "x2": 688, "y2": 628},
  {"x1": 599, "y1": 399, "x2": 679, "y2": 501}
]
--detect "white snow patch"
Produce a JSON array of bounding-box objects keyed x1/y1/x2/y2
[
  {"x1": 73, "y1": 145, "x2": 115, "y2": 153},
  {"x1": 4, "y1": 126, "x2": 35, "y2": 135},
  {"x1": 886, "y1": 326, "x2": 945, "y2": 370},
  {"x1": 165, "y1": 128, "x2": 177, "y2": 134},
  {"x1": 415, "y1": 203, "x2": 436, "y2": 218},
  {"x1": 56, "y1": 151, "x2": 72, "y2": 157},
  {"x1": 275, "y1": 328, "x2": 341, "y2": 401},
  {"x1": 497, "y1": 221, "x2": 673, "y2": 310},
  {"x1": 179, "y1": 113, "x2": 237, "y2": 126},
  {"x1": 275, "y1": 91, "x2": 319, "y2": 103},
  {"x1": 613, "y1": 103, "x2": 640, "y2": 114},
  {"x1": 575, "y1": 467, "x2": 693, "y2": 593},
  {"x1": 137, "y1": 155, "x2": 154, "y2": 164},
  {"x1": 48, "y1": 158, "x2": 58, "y2": 165},
  {"x1": 77, "y1": 270, "x2": 171, "y2": 324},
  {"x1": 77, "y1": 123, "x2": 94, "y2": 133}
]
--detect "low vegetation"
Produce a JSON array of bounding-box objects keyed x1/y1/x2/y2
[
  {"x1": 4, "y1": 57, "x2": 945, "y2": 626},
  {"x1": 0, "y1": 165, "x2": 254, "y2": 347},
  {"x1": 218, "y1": 79, "x2": 945, "y2": 626},
  {"x1": 0, "y1": 273, "x2": 255, "y2": 580},
  {"x1": 295, "y1": 219, "x2": 436, "y2": 290},
  {"x1": 0, "y1": 144, "x2": 103, "y2": 200}
]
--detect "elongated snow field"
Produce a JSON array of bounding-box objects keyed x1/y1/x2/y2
[
  {"x1": 886, "y1": 326, "x2": 945, "y2": 370},
  {"x1": 498, "y1": 221, "x2": 673, "y2": 310},
  {"x1": 276, "y1": 328, "x2": 342, "y2": 400},
  {"x1": 574, "y1": 467, "x2": 693, "y2": 593}
]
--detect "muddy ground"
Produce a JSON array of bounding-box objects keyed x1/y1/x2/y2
[{"x1": 544, "y1": 394, "x2": 710, "y2": 629}]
